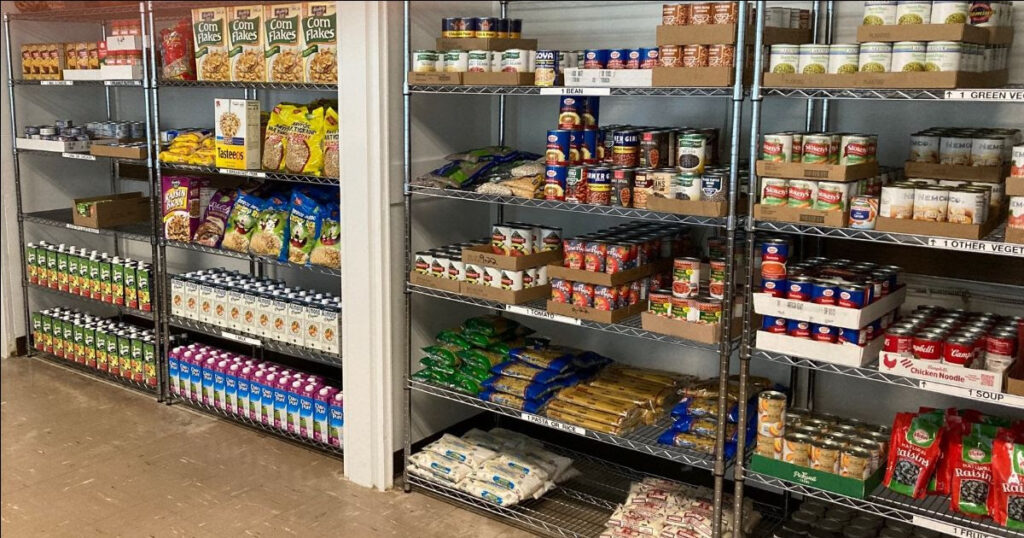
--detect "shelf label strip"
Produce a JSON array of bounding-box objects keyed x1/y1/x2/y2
[
  {"x1": 505, "y1": 304, "x2": 582, "y2": 326},
  {"x1": 65, "y1": 223, "x2": 101, "y2": 234},
  {"x1": 942, "y1": 89, "x2": 1024, "y2": 102},
  {"x1": 538, "y1": 87, "x2": 611, "y2": 96},
  {"x1": 918, "y1": 380, "x2": 1024, "y2": 408},
  {"x1": 220, "y1": 330, "x2": 261, "y2": 347},
  {"x1": 520, "y1": 412, "x2": 587, "y2": 436},
  {"x1": 61, "y1": 152, "x2": 96, "y2": 161},
  {"x1": 105, "y1": 80, "x2": 139, "y2": 86},
  {"x1": 41, "y1": 80, "x2": 74, "y2": 86},
  {"x1": 218, "y1": 168, "x2": 267, "y2": 179},
  {"x1": 911, "y1": 515, "x2": 998, "y2": 538},
  {"x1": 926, "y1": 237, "x2": 1024, "y2": 257}
]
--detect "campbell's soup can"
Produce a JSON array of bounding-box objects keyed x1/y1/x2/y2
[
  {"x1": 942, "y1": 335, "x2": 975, "y2": 366},
  {"x1": 987, "y1": 330, "x2": 1017, "y2": 357},
  {"x1": 912, "y1": 331, "x2": 944, "y2": 360}
]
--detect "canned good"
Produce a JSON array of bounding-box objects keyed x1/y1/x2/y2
[
  {"x1": 863, "y1": 1, "x2": 898, "y2": 25},
  {"x1": 891, "y1": 41, "x2": 926, "y2": 72},
  {"x1": 971, "y1": 136, "x2": 1005, "y2": 166},
  {"x1": 925, "y1": 41, "x2": 962, "y2": 72},
  {"x1": 677, "y1": 133, "x2": 706, "y2": 174},
  {"x1": 761, "y1": 177, "x2": 789, "y2": 206},
  {"x1": 787, "y1": 319, "x2": 811, "y2": 338},
  {"x1": 849, "y1": 195, "x2": 879, "y2": 229},
  {"x1": 932, "y1": 1, "x2": 970, "y2": 24},
  {"x1": 786, "y1": 179, "x2": 817, "y2": 209},
  {"x1": 762, "y1": 133, "x2": 793, "y2": 163},
  {"x1": 913, "y1": 186, "x2": 949, "y2": 222},
  {"x1": 801, "y1": 134, "x2": 831, "y2": 164},
  {"x1": 810, "y1": 440, "x2": 842, "y2": 473},
  {"x1": 896, "y1": 0, "x2": 932, "y2": 24},
  {"x1": 798, "y1": 44, "x2": 829, "y2": 74},
  {"x1": 659, "y1": 45, "x2": 681, "y2": 67},
  {"x1": 769, "y1": 44, "x2": 799, "y2": 74},
  {"x1": 787, "y1": 275, "x2": 813, "y2": 301},
  {"x1": 840, "y1": 447, "x2": 872, "y2": 479},
  {"x1": 682, "y1": 44, "x2": 708, "y2": 68},
  {"x1": 649, "y1": 289, "x2": 673, "y2": 317},
  {"x1": 909, "y1": 133, "x2": 940, "y2": 163},
  {"x1": 814, "y1": 182, "x2": 851, "y2": 211},
  {"x1": 828, "y1": 44, "x2": 860, "y2": 74},
  {"x1": 672, "y1": 257, "x2": 701, "y2": 299},
  {"x1": 412, "y1": 50, "x2": 438, "y2": 72},
  {"x1": 708, "y1": 44, "x2": 734, "y2": 67},
  {"x1": 583, "y1": 49, "x2": 609, "y2": 69},
  {"x1": 708, "y1": 259, "x2": 726, "y2": 299},
  {"x1": 858, "y1": 42, "x2": 892, "y2": 73}
]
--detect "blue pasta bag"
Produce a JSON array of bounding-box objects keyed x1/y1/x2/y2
[
  {"x1": 508, "y1": 347, "x2": 576, "y2": 373},
  {"x1": 478, "y1": 389, "x2": 552, "y2": 414}
]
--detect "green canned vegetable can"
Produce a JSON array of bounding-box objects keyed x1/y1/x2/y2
[
  {"x1": 111, "y1": 258, "x2": 125, "y2": 306},
  {"x1": 124, "y1": 261, "x2": 138, "y2": 309}
]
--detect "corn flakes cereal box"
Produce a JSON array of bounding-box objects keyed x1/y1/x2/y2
[
  {"x1": 228, "y1": 5, "x2": 265, "y2": 83},
  {"x1": 264, "y1": 3, "x2": 303, "y2": 83},
  {"x1": 302, "y1": 1, "x2": 337, "y2": 84},
  {"x1": 192, "y1": 7, "x2": 229, "y2": 81}
]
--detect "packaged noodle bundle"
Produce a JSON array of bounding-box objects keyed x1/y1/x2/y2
[
  {"x1": 323, "y1": 107, "x2": 339, "y2": 178},
  {"x1": 221, "y1": 192, "x2": 265, "y2": 252},
  {"x1": 248, "y1": 192, "x2": 290, "y2": 259},
  {"x1": 310, "y1": 203, "x2": 340, "y2": 268},
  {"x1": 284, "y1": 105, "x2": 325, "y2": 175},
  {"x1": 287, "y1": 190, "x2": 322, "y2": 265}
]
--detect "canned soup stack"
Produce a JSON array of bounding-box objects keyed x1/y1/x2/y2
[{"x1": 884, "y1": 305, "x2": 1020, "y2": 375}]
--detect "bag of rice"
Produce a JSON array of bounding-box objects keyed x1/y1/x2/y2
[
  {"x1": 287, "y1": 190, "x2": 322, "y2": 265},
  {"x1": 221, "y1": 191, "x2": 265, "y2": 252},
  {"x1": 309, "y1": 203, "x2": 340, "y2": 269},
  {"x1": 248, "y1": 192, "x2": 290, "y2": 259},
  {"x1": 262, "y1": 104, "x2": 294, "y2": 171},
  {"x1": 284, "y1": 105, "x2": 325, "y2": 175},
  {"x1": 192, "y1": 188, "x2": 238, "y2": 247},
  {"x1": 323, "y1": 107, "x2": 339, "y2": 178}
]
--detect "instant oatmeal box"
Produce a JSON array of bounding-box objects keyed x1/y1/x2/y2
[
  {"x1": 228, "y1": 5, "x2": 265, "y2": 83},
  {"x1": 302, "y1": 1, "x2": 337, "y2": 84},
  {"x1": 264, "y1": 3, "x2": 304, "y2": 83},
  {"x1": 192, "y1": 6, "x2": 229, "y2": 81}
]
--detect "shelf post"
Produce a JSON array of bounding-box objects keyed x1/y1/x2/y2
[{"x1": 402, "y1": 0, "x2": 414, "y2": 494}]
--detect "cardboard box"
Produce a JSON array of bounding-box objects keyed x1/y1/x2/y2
[
  {"x1": 72, "y1": 192, "x2": 151, "y2": 229},
  {"x1": 640, "y1": 311, "x2": 741, "y2": 345},
  {"x1": 62, "y1": 69, "x2": 105, "y2": 81},
  {"x1": 461, "y1": 245, "x2": 562, "y2": 271},
  {"x1": 408, "y1": 270, "x2": 460, "y2": 293},
  {"x1": 756, "y1": 160, "x2": 879, "y2": 182},
  {"x1": 264, "y1": 3, "x2": 304, "y2": 83},
  {"x1": 408, "y1": 71, "x2": 462, "y2": 85},
  {"x1": 460, "y1": 282, "x2": 551, "y2": 305},
  {"x1": 546, "y1": 258, "x2": 672, "y2": 287},
  {"x1": 435, "y1": 38, "x2": 538, "y2": 52},
  {"x1": 89, "y1": 141, "x2": 148, "y2": 160},
  {"x1": 1006, "y1": 227, "x2": 1024, "y2": 246},
  {"x1": 755, "y1": 330, "x2": 884, "y2": 368},
  {"x1": 227, "y1": 5, "x2": 265, "y2": 84},
  {"x1": 1007, "y1": 360, "x2": 1024, "y2": 397},
  {"x1": 856, "y1": 24, "x2": 1012, "y2": 45},
  {"x1": 462, "y1": 71, "x2": 534, "y2": 86},
  {"x1": 652, "y1": 67, "x2": 734, "y2": 87},
  {"x1": 303, "y1": 2, "x2": 337, "y2": 84},
  {"x1": 105, "y1": 35, "x2": 145, "y2": 51},
  {"x1": 1007, "y1": 176, "x2": 1024, "y2": 196},
  {"x1": 16, "y1": 138, "x2": 91, "y2": 153},
  {"x1": 99, "y1": 64, "x2": 143, "y2": 80},
  {"x1": 215, "y1": 98, "x2": 261, "y2": 170},
  {"x1": 563, "y1": 68, "x2": 651, "y2": 88},
  {"x1": 878, "y1": 352, "x2": 1005, "y2": 392},
  {"x1": 875, "y1": 210, "x2": 1000, "y2": 241},
  {"x1": 762, "y1": 72, "x2": 859, "y2": 89},
  {"x1": 749, "y1": 454, "x2": 884, "y2": 499},
  {"x1": 655, "y1": 24, "x2": 811, "y2": 45},
  {"x1": 753, "y1": 204, "x2": 848, "y2": 228},
  {"x1": 192, "y1": 6, "x2": 230, "y2": 82},
  {"x1": 547, "y1": 300, "x2": 646, "y2": 324},
  {"x1": 753, "y1": 287, "x2": 907, "y2": 329},
  {"x1": 854, "y1": 69, "x2": 1008, "y2": 90},
  {"x1": 646, "y1": 196, "x2": 729, "y2": 217},
  {"x1": 904, "y1": 161, "x2": 1008, "y2": 183}
]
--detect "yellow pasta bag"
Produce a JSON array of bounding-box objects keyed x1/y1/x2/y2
[
  {"x1": 262, "y1": 104, "x2": 294, "y2": 171},
  {"x1": 284, "y1": 105, "x2": 325, "y2": 175}
]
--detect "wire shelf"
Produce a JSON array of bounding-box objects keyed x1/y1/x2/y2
[
  {"x1": 164, "y1": 240, "x2": 342, "y2": 278},
  {"x1": 763, "y1": 85, "x2": 1024, "y2": 101},
  {"x1": 408, "y1": 85, "x2": 736, "y2": 97},
  {"x1": 23, "y1": 209, "x2": 153, "y2": 243},
  {"x1": 14, "y1": 147, "x2": 148, "y2": 166},
  {"x1": 158, "y1": 79, "x2": 338, "y2": 92},
  {"x1": 12, "y1": 79, "x2": 144, "y2": 87},
  {"x1": 408, "y1": 378, "x2": 721, "y2": 470},
  {"x1": 168, "y1": 316, "x2": 343, "y2": 367},
  {"x1": 5, "y1": 3, "x2": 144, "y2": 22},
  {"x1": 158, "y1": 163, "x2": 339, "y2": 186},
  {"x1": 27, "y1": 282, "x2": 154, "y2": 321},
  {"x1": 168, "y1": 395, "x2": 344, "y2": 458},
  {"x1": 408, "y1": 185, "x2": 729, "y2": 227},
  {"x1": 744, "y1": 472, "x2": 1018, "y2": 538},
  {"x1": 32, "y1": 351, "x2": 158, "y2": 397},
  {"x1": 753, "y1": 220, "x2": 1023, "y2": 259}
]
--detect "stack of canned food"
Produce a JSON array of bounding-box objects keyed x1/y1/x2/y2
[
  {"x1": 439, "y1": 16, "x2": 523, "y2": 39},
  {"x1": 169, "y1": 269, "x2": 341, "y2": 355},
  {"x1": 761, "y1": 131, "x2": 878, "y2": 165},
  {"x1": 863, "y1": 1, "x2": 1014, "y2": 27},
  {"x1": 168, "y1": 343, "x2": 344, "y2": 448},
  {"x1": 880, "y1": 178, "x2": 998, "y2": 225},
  {"x1": 756, "y1": 393, "x2": 891, "y2": 480},
  {"x1": 413, "y1": 48, "x2": 540, "y2": 75},
  {"x1": 908, "y1": 126, "x2": 1021, "y2": 167},
  {"x1": 26, "y1": 241, "x2": 152, "y2": 312},
  {"x1": 647, "y1": 254, "x2": 728, "y2": 323},
  {"x1": 21, "y1": 119, "x2": 144, "y2": 143},
  {"x1": 883, "y1": 305, "x2": 1020, "y2": 375},
  {"x1": 768, "y1": 41, "x2": 1010, "y2": 75},
  {"x1": 31, "y1": 308, "x2": 158, "y2": 388}
]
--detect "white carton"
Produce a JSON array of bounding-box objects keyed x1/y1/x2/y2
[
  {"x1": 877, "y1": 351, "x2": 1005, "y2": 392},
  {"x1": 755, "y1": 330, "x2": 884, "y2": 367},
  {"x1": 105, "y1": 35, "x2": 145, "y2": 52},
  {"x1": 752, "y1": 286, "x2": 907, "y2": 329},
  {"x1": 564, "y1": 68, "x2": 652, "y2": 88},
  {"x1": 214, "y1": 98, "x2": 261, "y2": 170}
]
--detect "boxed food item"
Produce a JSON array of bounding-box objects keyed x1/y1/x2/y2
[
  {"x1": 191, "y1": 6, "x2": 229, "y2": 81},
  {"x1": 72, "y1": 193, "x2": 151, "y2": 229},
  {"x1": 215, "y1": 98, "x2": 261, "y2": 170},
  {"x1": 302, "y1": 1, "x2": 337, "y2": 84},
  {"x1": 264, "y1": 3, "x2": 304, "y2": 83},
  {"x1": 162, "y1": 176, "x2": 210, "y2": 243},
  {"x1": 228, "y1": 5, "x2": 265, "y2": 83}
]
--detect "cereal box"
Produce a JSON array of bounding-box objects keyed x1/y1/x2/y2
[
  {"x1": 264, "y1": 3, "x2": 303, "y2": 83},
  {"x1": 228, "y1": 5, "x2": 265, "y2": 83},
  {"x1": 162, "y1": 176, "x2": 210, "y2": 243},
  {"x1": 191, "y1": 7, "x2": 229, "y2": 81},
  {"x1": 302, "y1": 1, "x2": 337, "y2": 84},
  {"x1": 215, "y1": 98, "x2": 261, "y2": 170}
]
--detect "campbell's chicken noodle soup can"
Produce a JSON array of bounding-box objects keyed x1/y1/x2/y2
[
  {"x1": 659, "y1": 45, "x2": 681, "y2": 67},
  {"x1": 986, "y1": 330, "x2": 1016, "y2": 357},
  {"x1": 682, "y1": 45, "x2": 709, "y2": 67},
  {"x1": 942, "y1": 335, "x2": 976, "y2": 366},
  {"x1": 912, "y1": 331, "x2": 944, "y2": 360},
  {"x1": 787, "y1": 319, "x2": 811, "y2": 338}
]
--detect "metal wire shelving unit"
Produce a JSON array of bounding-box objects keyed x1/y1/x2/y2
[
  {"x1": 34, "y1": 350, "x2": 159, "y2": 397},
  {"x1": 408, "y1": 85, "x2": 737, "y2": 97},
  {"x1": 167, "y1": 316, "x2": 342, "y2": 368}
]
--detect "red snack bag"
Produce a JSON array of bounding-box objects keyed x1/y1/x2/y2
[
  {"x1": 928, "y1": 415, "x2": 966, "y2": 496},
  {"x1": 989, "y1": 429, "x2": 1024, "y2": 530},
  {"x1": 949, "y1": 423, "x2": 998, "y2": 517},
  {"x1": 884, "y1": 412, "x2": 945, "y2": 499}
]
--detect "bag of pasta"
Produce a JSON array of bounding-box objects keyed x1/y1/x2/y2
[
  {"x1": 284, "y1": 105, "x2": 325, "y2": 175},
  {"x1": 287, "y1": 190, "x2": 322, "y2": 265},
  {"x1": 248, "y1": 192, "x2": 290, "y2": 259},
  {"x1": 322, "y1": 107, "x2": 339, "y2": 178},
  {"x1": 310, "y1": 203, "x2": 340, "y2": 269},
  {"x1": 262, "y1": 104, "x2": 294, "y2": 171}
]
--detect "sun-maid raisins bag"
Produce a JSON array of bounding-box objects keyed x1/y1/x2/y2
[
  {"x1": 990, "y1": 430, "x2": 1024, "y2": 530},
  {"x1": 949, "y1": 423, "x2": 998, "y2": 517},
  {"x1": 885, "y1": 412, "x2": 946, "y2": 499}
]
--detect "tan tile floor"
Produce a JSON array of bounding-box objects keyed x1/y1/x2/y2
[{"x1": 1, "y1": 357, "x2": 533, "y2": 537}]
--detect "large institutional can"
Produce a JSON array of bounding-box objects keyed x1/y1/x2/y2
[
  {"x1": 786, "y1": 179, "x2": 817, "y2": 208},
  {"x1": 909, "y1": 133, "x2": 940, "y2": 162},
  {"x1": 931, "y1": 1, "x2": 970, "y2": 24},
  {"x1": 925, "y1": 41, "x2": 962, "y2": 72},
  {"x1": 801, "y1": 134, "x2": 831, "y2": 164},
  {"x1": 859, "y1": 42, "x2": 892, "y2": 73},
  {"x1": 947, "y1": 187, "x2": 986, "y2": 224},
  {"x1": 891, "y1": 41, "x2": 926, "y2": 72},
  {"x1": 896, "y1": 0, "x2": 932, "y2": 24},
  {"x1": 769, "y1": 44, "x2": 799, "y2": 74},
  {"x1": 913, "y1": 186, "x2": 949, "y2": 222},
  {"x1": 443, "y1": 50, "x2": 468, "y2": 72},
  {"x1": 971, "y1": 137, "x2": 1005, "y2": 166},
  {"x1": 762, "y1": 133, "x2": 793, "y2": 162},
  {"x1": 815, "y1": 182, "x2": 851, "y2": 211},
  {"x1": 467, "y1": 50, "x2": 491, "y2": 72},
  {"x1": 412, "y1": 50, "x2": 438, "y2": 72},
  {"x1": 828, "y1": 44, "x2": 860, "y2": 74},
  {"x1": 863, "y1": 0, "x2": 898, "y2": 25},
  {"x1": 798, "y1": 44, "x2": 829, "y2": 74}
]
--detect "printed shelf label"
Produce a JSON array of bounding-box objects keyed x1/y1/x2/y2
[
  {"x1": 505, "y1": 304, "x2": 582, "y2": 325},
  {"x1": 66, "y1": 224, "x2": 101, "y2": 234},
  {"x1": 918, "y1": 381, "x2": 1024, "y2": 408},
  {"x1": 40, "y1": 80, "x2": 74, "y2": 86},
  {"x1": 218, "y1": 168, "x2": 267, "y2": 179},
  {"x1": 926, "y1": 237, "x2": 1024, "y2": 257},
  {"x1": 942, "y1": 89, "x2": 1024, "y2": 102},
  {"x1": 520, "y1": 412, "x2": 587, "y2": 436},
  {"x1": 911, "y1": 515, "x2": 998, "y2": 538},
  {"x1": 62, "y1": 152, "x2": 96, "y2": 161},
  {"x1": 539, "y1": 87, "x2": 611, "y2": 96},
  {"x1": 220, "y1": 330, "x2": 261, "y2": 347},
  {"x1": 105, "y1": 80, "x2": 139, "y2": 86}
]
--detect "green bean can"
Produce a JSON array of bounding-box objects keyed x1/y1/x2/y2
[
  {"x1": 130, "y1": 335, "x2": 144, "y2": 383},
  {"x1": 137, "y1": 263, "x2": 152, "y2": 312},
  {"x1": 111, "y1": 257, "x2": 125, "y2": 306},
  {"x1": 124, "y1": 261, "x2": 138, "y2": 309}
]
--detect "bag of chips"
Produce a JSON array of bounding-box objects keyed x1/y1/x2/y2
[
  {"x1": 287, "y1": 190, "x2": 322, "y2": 265},
  {"x1": 309, "y1": 203, "x2": 340, "y2": 269},
  {"x1": 323, "y1": 107, "x2": 339, "y2": 178},
  {"x1": 248, "y1": 192, "x2": 290, "y2": 259},
  {"x1": 221, "y1": 192, "x2": 265, "y2": 252}
]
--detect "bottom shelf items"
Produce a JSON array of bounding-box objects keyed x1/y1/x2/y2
[{"x1": 33, "y1": 350, "x2": 157, "y2": 396}]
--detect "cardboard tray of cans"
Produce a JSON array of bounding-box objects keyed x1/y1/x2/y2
[
  {"x1": 1006, "y1": 176, "x2": 1024, "y2": 196},
  {"x1": 748, "y1": 454, "x2": 885, "y2": 499},
  {"x1": 546, "y1": 258, "x2": 672, "y2": 288},
  {"x1": 874, "y1": 208, "x2": 1002, "y2": 240},
  {"x1": 640, "y1": 311, "x2": 741, "y2": 345},
  {"x1": 753, "y1": 204, "x2": 849, "y2": 229},
  {"x1": 408, "y1": 72, "x2": 462, "y2": 85},
  {"x1": 645, "y1": 196, "x2": 730, "y2": 217},
  {"x1": 461, "y1": 245, "x2": 562, "y2": 272},
  {"x1": 855, "y1": 24, "x2": 1014, "y2": 46},
  {"x1": 72, "y1": 193, "x2": 151, "y2": 229},
  {"x1": 434, "y1": 38, "x2": 538, "y2": 52},
  {"x1": 409, "y1": 270, "x2": 461, "y2": 293},
  {"x1": 651, "y1": 66, "x2": 734, "y2": 88},
  {"x1": 876, "y1": 351, "x2": 1006, "y2": 392},
  {"x1": 546, "y1": 300, "x2": 646, "y2": 325},
  {"x1": 655, "y1": 24, "x2": 812, "y2": 46},
  {"x1": 762, "y1": 73, "x2": 859, "y2": 89},
  {"x1": 904, "y1": 161, "x2": 1008, "y2": 183},
  {"x1": 462, "y1": 71, "x2": 534, "y2": 86},
  {"x1": 1008, "y1": 227, "x2": 1024, "y2": 246},
  {"x1": 460, "y1": 282, "x2": 551, "y2": 305},
  {"x1": 753, "y1": 286, "x2": 907, "y2": 330},
  {"x1": 755, "y1": 330, "x2": 886, "y2": 368},
  {"x1": 16, "y1": 137, "x2": 92, "y2": 153},
  {"x1": 756, "y1": 160, "x2": 879, "y2": 182},
  {"x1": 854, "y1": 69, "x2": 1009, "y2": 90},
  {"x1": 89, "y1": 141, "x2": 147, "y2": 160}
]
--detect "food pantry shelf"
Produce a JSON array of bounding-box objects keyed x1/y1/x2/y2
[
  {"x1": 168, "y1": 395, "x2": 344, "y2": 458},
  {"x1": 23, "y1": 209, "x2": 153, "y2": 243},
  {"x1": 28, "y1": 282, "x2": 154, "y2": 321},
  {"x1": 753, "y1": 220, "x2": 1024, "y2": 259},
  {"x1": 157, "y1": 79, "x2": 338, "y2": 92},
  {"x1": 407, "y1": 284, "x2": 726, "y2": 353},
  {"x1": 409, "y1": 378, "x2": 719, "y2": 470},
  {"x1": 764, "y1": 85, "x2": 1024, "y2": 101},
  {"x1": 33, "y1": 351, "x2": 157, "y2": 396},
  {"x1": 167, "y1": 316, "x2": 342, "y2": 368},
  {"x1": 751, "y1": 350, "x2": 1024, "y2": 411},
  {"x1": 407, "y1": 185, "x2": 728, "y2": 227},
  {"x1": 158, "y1": 163, "x2": 339, "y2": 186},
  {"x1": 407, "y1": 85, "x2": 736, "y2": 97},
  {"x1": 745, "y1": 472, "x2": 1017, "y2": 538},
  {"x1": 164, "y1": 240, "x2": 342, "y2": 278},
  {"x1": 13, "y1": 79, "x2": 144, "y2": 87}
]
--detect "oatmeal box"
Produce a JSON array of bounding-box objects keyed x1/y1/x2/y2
[
  {"x1": 192, "y1": 6, "x2": 229, "y2": 81},
  {"x1": 228, "y1": 5, "x2": 265, "y2": 83},
  {"x1": 162, "y1": 176, "x2": 210, "y2": 243},
  {"x1": 264, "y1": 3, "x2": 303, "y2": 83},
  {"x1": 303, "y1": 1, "x2": 337, "y2": 84}
]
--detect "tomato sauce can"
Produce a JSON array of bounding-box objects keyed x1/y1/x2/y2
[
  {"x1": 837, "y1": 284, "x2": 867, "y2": 308},
  {"x1": 709, "y1": 258, "x2": 726, "y2": 299},
  {"x1": 698, "y1": 298, "x2": 722, "y2": 324},
  {"x1": 672, "y1": 257, "x2": 701, "y2": 299},
  {"x1": 543, "y1": 165, "x2": 568, "y2": 201},
  {"x1": 787, "y1": 319, "x2": 811, "y2": 338},
  {"x1": 762, "y1": 315, "x2": 788, "y2": 334},
  {"x1": 594, "y1": 285, "x2": 619, "y2": 311},
  {"x1": 550, "y1": 278, "x2": 572, "y2": 304},
  {"x1": 812, "y1": 324, "x2": 838, "y2": 343},
  {"x1": 811, "y1": 279, "x2": 838, "y2": 305},
  {"x1": 761, "y1": 276, "x2": 787, "y2": 297},
  {"x1": 786, "y1": 275, "x2": 813, "y2": 301},
  {"x1": 572, "y1": 282, "x2": 595, "y2": 307},
  {"x1": 839, "y1": 326, "x2": 867, "y2": 346}
]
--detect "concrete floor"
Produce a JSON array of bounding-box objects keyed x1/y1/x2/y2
[{"x1": 1, "y1": 356, "x2": 532, "y2": 537}]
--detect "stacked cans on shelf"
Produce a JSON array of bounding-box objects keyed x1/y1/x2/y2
[
  {"x1": 414, "y1": 49, "x2": 539, "y2": 74},
  {"x1": 22, "y1": 119, "x2": 144, "y2": 142},
  {"x1": 169, "y1": 269, "x2": 341, "y2": 354},
  {"x1": 759, "y1": 241, "x2": 903, "y2": 347},
  {"x1": 863, "y1": 1, "x2": 1014, "y2": 27},
  {"x1": 883, "y1": 306, "x2": 1021, "y2": 374},
  {"x1": 31, "y1": 308, "x2": 157, "y2": 387},
  {"x1": 647, "y1": 256, "x2": 727, "y2": 324},
  {"x1": 880, "y1": 178, "x2": 995, "y2": 224},
  {"x1": 768, "y1": 40, "x2": 1010, "y2": 76},
  {"x1": 168, "y1": 343, "x2": 344, "y2": 448},
  {"x1": 440, "y1": 16, "x2": 523, "y2": 39},
  {"x1": 26, "y1": 241, "x2": 152, "y2": 311},
  {"x1": 908, "y1": 127, "x2": 1020, "y2": 167},
  {"x1": 761, "y1": 131, "x2": 879, "y2": 166},
  {"x1": 658, "y1": 2, "x2": 747, "y2": 69}
]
